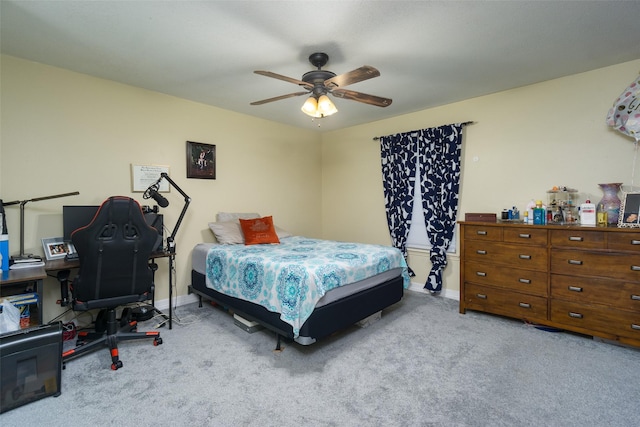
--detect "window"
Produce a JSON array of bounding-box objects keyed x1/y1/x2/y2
[{"x1": 405, "y1": 162, "x2": 457, "y2": 253}]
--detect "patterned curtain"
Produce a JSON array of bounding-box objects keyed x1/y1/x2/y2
[
  {"x1": 419, "y1": 124, "x2": 464, "y2": 292},
  {"x1": 380, "y1": 132, "x2": 419, "y2": 276},
  {"x1": 380, "y1": 123, "x2": 464, "y2": 292}
]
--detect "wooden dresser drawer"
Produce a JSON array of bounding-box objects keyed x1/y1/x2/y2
[
  {"x1": 551, "y1": 249, "x2": 640, "y2": 281},
  {"x1": 460, "y1": 221, "x2": 640, "y2": 347},
  {"x1": 503, "y1": 227, "x2": 547, "y2": 245},
  {"x1": 465, "y1": 261, "x2": 547, "y2": 296},
  {"x1": 551, "y1": 274, "x2": 640, "y2": 311},
  {"x1": 607, "y1": 232, "x2": 640, "y2": 252},
  {"x1": 464, "y1": 283, "x2": 548, "y2": 322},
  {"x1": 551, "y1": 299, "x2": 640, "y2": 340},
  {"x1": 550, "y1": 229, "x2": 605, "y2": 249},
  {"x1": 465, "y1": 240, "x2": 548, "y2": 270},
  {"x1": 464, "y1": 225, "x2": 503, "y2": 242}
]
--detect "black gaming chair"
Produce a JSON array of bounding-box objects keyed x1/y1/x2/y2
[{"x1": 62, "y1": 196, "x2": 162, "y2": 370}]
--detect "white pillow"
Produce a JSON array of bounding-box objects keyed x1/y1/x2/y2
[
  {"x1": 274, "y1": 225, "x2": 292, "y2": 239},
  {"x1": 208, "y1": 220, "x2": 292, "y2": 244},
  {"x1": 208, "y1": 221, "x2": 244, "y2": 244},
  {"x1": 216, "y1": 212, "x2": 260, "y2": 222}
]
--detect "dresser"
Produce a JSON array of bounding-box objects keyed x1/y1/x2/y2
[{"x1": 459, "y1": 221, "x2": 640, "y2": 347}]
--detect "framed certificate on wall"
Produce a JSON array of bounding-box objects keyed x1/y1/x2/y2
[{"x1": 131, "y1": 164, "x2": 170, "y2": 192}]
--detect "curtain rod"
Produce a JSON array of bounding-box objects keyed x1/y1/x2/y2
[{"x1": 372, "y1": 121, "x2": 475, "y2": 141}]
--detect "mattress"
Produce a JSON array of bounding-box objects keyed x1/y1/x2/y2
[
  {"x1": 192, "y1": 237, "x2": 410, "y2": 337},
  {"x1": 192, "y1": 241, "x2": 403, "y2": 308}
]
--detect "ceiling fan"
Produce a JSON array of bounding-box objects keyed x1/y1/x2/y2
[{"x1": 250, "y1": 52, "x2": 392, "y2": 118}]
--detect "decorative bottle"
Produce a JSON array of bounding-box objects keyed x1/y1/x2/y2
[
  {"x1": 597, "y1": 203, "x2": 608, "y2": 227},
  {"x1": 533, "y1": 200, "x2": 545, "y2": 225}
]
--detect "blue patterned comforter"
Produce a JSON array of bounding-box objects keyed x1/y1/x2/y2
[{"x1": 205, "y1": 236, "x2": 410, "y2": 337}]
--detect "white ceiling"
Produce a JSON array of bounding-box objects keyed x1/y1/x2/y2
[{"x1": 2, "y1": 1, "x2": 640, "y2": 132}]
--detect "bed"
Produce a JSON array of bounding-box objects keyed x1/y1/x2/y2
[{"x1": 188, "y1": 214, "x2": 410, "y2": 346}]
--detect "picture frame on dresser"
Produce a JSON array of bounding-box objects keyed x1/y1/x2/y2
[{"x1": 618, "y1": 192, "x2": 640, "y2": 228}]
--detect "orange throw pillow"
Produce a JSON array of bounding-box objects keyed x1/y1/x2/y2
[{"x1": 239, "y1": 216, "x2": 280, "y2": 245}]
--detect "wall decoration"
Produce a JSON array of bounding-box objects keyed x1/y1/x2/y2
[
  {"x1": 618, "y1": 192, "x2": 640, "y2": 228},
  {"x1": 131, "y1": 164, "x2": 170, "y2": 192},
  {"x1": 606, "y1": 73, "x2": 640, "y2": 142},
  {"x1": 186, "y1": 141, "x2": 216, "y2": 179},
  {"x1": 41, "y1": 237, "x2": 72, "y2": 260}
]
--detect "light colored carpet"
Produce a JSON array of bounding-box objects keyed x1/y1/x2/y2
[{"x1": 2, "y1": 290, "x2": 639, "y2": 426}]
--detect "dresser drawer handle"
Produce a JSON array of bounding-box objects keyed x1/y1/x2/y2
[
  {"x1": 568, "y1": 312, "x2": 583, "y2": 319},
  {"x1": 569, "y1": 236, "x2": 584, "y2": 242},
  {"x1": 476, "y1": 230, "x2": 487, "y2": 235},
  {"x1": 519, "y1": 278, "x2": 531, "y2": 284},
  {"x1": 568, "y1": 286, "x2": 583, "y2": 292},
  {"x1": 632, "y1": 324, "x2": 640, "y2": 331},
  {"x1": 519, "y1": 254, "x2": 531, "y2": 260},
  {"x1": 631, "y1": 295, "x2": 640, "y2": 301},
  {"x1": 631, "y1": 240, "x2": 640, "y2": 245},
  {"x1": 475, "y1": 271, "x2": 487, "y2": 277},
  {"x1": 519, "y1": 233, "x2": 531, "y2": 239},
  {"x1": 519, "y1": 302, "x2": 531, "y2": 309},
  {"x1": 476, "y1": 293, "x2": 487, "y2": 299},
  {"x1": 476, "y1": 250, "x2": 487, "y2": 255},
  {"x1": 568, "y1": 259, "x2": 583, "y2": 265},
  {"x1": 631, "y1": 265, "x2": 640, "y2": 271}
]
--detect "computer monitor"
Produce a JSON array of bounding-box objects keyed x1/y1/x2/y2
[
  {"x1": 62, "y1": 205, "x2": 99, "y2": 242},
  {"x1": 62, "y1": 205, "x2": 164, "y2": 251}
]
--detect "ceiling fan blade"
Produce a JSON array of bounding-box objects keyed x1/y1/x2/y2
[
  {"x1": 254, "y1": 70, "x2": 313, "y2": 88},
  {"x1": 331, "y1": 88, "x2": 392, "y2": 107},
  {"x1": 250, "y1": 91, "x2": 309, "y2": 106},
  {"x1": 324, "y1": 66, "x2": 380, "y2": 88}
]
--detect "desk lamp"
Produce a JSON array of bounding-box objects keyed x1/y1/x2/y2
[{"x1": 3, "y1": 191, "x2": 80, "y2": 262}]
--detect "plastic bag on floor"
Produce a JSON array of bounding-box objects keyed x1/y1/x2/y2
[{"x1": 0, "y1": 299, "x2": 20, "y2": 333}]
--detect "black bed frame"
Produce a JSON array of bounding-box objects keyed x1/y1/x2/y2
[{"x1": 188, "y1": 270, "x2": 404, "y2": 346}]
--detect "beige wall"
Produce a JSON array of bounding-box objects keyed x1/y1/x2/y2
[
  {"x1": 3, "y1": 54, "x2": 640, "y2": 316},
  {"x1": 1, "y1": 55, "x2": 322, "y2": 321},
  {"x1": 321, "y1": 58, "x2": 640, "y2": 298}
]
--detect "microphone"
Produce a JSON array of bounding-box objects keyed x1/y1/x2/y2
[
  {"x1": 143, "y1": 177, "x2": 169, "y2": 208},
  {"x1": 148, "y1": 188, "x2": 169, "y2": 208}
]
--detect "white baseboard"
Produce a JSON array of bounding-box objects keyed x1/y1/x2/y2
[
  {"x1": 408, "y1": 281, "x2": 460, "y2": 301},
  {"x1": 153, "y1": 292, "x2": 200, "y2": 311}
]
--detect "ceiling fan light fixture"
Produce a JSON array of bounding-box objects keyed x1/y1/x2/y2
[
  {"x1": 301, "y1": 94, "x2": 337, "y2": 118},
  {"x1": 253, "y1": 53, "x2": 391, "y2": 121},
  {"x1": 301, "y1": 96, "x2": 319, "y2": 116},
  {"x1": 317, "y1": 94, "x2": 338, "y2": 116}
]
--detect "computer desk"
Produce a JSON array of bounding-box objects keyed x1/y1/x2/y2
[{"x1": 45, "y1": 250, "x2": 175, "y2": 329}]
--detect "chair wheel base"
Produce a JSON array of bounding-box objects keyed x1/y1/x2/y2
[{"x1": 111, "y1": 360, "x2": 123, "y2": 370}]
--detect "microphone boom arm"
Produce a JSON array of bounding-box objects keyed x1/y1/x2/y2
[{"x1": 159, "y1": 172, "x2": 190, "y2": 252}]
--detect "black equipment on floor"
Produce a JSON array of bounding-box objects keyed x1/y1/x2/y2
[{"x1": 0, "y1": 322, "x2": 63, "y2": 413}]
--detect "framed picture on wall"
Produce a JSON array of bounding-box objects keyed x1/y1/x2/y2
[
  {"x1": 618, "y1": 192, "x2": 640, "y2": 228},
  {"x1": 41, "y1": 237, "x2": 72, "y2": 260},
  {"x1": 186, "y1": 141, "x2": 216, "y2": 179}
]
